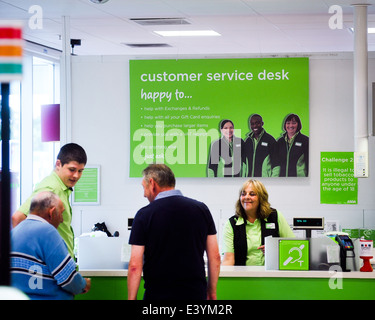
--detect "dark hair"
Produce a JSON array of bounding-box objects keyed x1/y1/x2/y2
[
  {"x1": 283, "y1": 113, "x2": 302, "y2": 132},
  {"x1": 57, "y1": 143, "x2": 87, "y2": 166},
  {"x1": 249, "y1": 113, "x2": 262, "y2": 121},
  {"x1": 142, "y1": 164, "x2": 176, "y2": 188},
  {"x1": 220, "y1": 119, "x2": 234, "y2": 129},
  {"x1": 248, "y1": 114, "x2": 263, "y2": 127}
]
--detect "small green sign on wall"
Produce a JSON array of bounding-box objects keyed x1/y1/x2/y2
[
  {"x1": 320, "y1": 152, "x2": 358, "y2": 204},
  {"x1": 279, "y1": 240, "x2": 309, "y2": 271},
  {"x1": 72, "y1": 165, "x2": 100, "y2": 205}
]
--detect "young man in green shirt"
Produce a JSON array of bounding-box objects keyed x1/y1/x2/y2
[{"x1": 12, "y1": 143, "x2": 87, "y2": 258}]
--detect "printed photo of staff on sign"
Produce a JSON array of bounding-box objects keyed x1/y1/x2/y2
[
  {"x1": 207, "y1": 114, "x2": 309, "y2": 177},
  {"x1": 129, "y1": 57, "x2": 309, "y2": 178}
]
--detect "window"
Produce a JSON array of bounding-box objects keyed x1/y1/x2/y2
[
  {"x1": 32, "y1": 56, "x2": 60, "y2": 188},
  {"x1": 0, "y1": 50, "x2": 60, "y2": 213}
]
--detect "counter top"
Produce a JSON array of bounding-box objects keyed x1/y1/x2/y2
[{"x1": 79, "y1": 266, "x2": 375, "y2": 279}]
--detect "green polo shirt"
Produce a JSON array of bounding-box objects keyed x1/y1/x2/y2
[
  {"x1": 223, "y1": 211, "x2": 295, "y2": 266},
  {"x1": 18, "y1": 171, "x2": 75, "y2": 258}
]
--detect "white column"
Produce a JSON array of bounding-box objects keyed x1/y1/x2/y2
[{"x1": 353, "y1": 4, "x2": 368, "y2": 153}]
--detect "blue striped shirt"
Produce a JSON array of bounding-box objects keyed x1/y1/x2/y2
[{"x1": 11, "y1": 215, "x2": 86, "y2": 300}]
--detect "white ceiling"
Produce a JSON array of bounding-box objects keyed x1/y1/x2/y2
[{"x1": 1, "y1": 0, "x2": 375, "y2": 56}]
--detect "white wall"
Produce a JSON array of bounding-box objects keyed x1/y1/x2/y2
[{"x1": 70, "y1": 53, "x2": 375, "y2": 246}]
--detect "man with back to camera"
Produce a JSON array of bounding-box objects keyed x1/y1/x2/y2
[
  {"x1": 12, "y1": 143, "x2": 87, "y2": 258},
  {"x1": 128, "y1": 164, "x2": 221, "y2": 300},
  {"x1": 10, "y1": 191, "x2": 91, "y2": 300}
]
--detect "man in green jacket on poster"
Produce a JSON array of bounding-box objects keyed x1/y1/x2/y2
[{"x1": 243, "y1": 114, "x2": 279, "y2": 177}]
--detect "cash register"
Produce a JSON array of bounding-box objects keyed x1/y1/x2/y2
[{"x1": 292, "y1": 217, "x2": 324, "y2": 238}]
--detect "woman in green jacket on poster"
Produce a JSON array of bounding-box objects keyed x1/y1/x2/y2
[
  {"x1": 207, "y1": 119, "x2": 245, "y2": 177},
  {"x1": 276, "y1": 113, "x2": 309, "y2": 177}
]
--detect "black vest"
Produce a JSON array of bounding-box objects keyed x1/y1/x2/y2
[{"x1": 229, "y1": 209, "x2": 279, "y2": 266}]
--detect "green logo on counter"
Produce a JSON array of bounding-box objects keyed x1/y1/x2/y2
[{"x1": 279, "y1": 240, "x2": 309, "y2": 271}]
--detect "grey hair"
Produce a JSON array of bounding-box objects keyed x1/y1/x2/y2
[
  {"x1": 29, "y1": 191, "x2": 60, "y2": 214},
  {"x1": 142, "y1": 164, "x2": 176, "y2": 188}
]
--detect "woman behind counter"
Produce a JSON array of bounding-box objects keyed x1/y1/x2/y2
[{"x1": 222, "y1": 179, "x2": 295, "y2": 266}]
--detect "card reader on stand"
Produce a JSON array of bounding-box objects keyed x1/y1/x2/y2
[{"x1": 335, "y1": 234, "x2": 355, "y2": 272}]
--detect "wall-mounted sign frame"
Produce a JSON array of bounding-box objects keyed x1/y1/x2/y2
[
  {"x1": 129, "y1": 57, "x2": 309, "y2": 178},
  {"x1": 320, "y1": 152, "x2": 358, "y2": 204},
  {"x1": 72, "y1": 165, "x2": 100, "y2": 205}
]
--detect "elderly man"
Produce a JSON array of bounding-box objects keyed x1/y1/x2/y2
[
  {"x1": 10, "y1": 191, "x2": 91, "y2": 300},
  {"x1": 128, "y1": 164, "x2": 221, "y2": 300}
]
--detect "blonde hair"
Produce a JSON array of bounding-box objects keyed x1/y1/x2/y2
[{"x1": 235, "y1": 179, "x2": 272, "y2": 220}]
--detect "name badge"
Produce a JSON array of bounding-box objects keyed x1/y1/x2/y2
[
  {"x1": 265, "y1": 223, "x2": 275, "y2": 229},
  {"x1": 295, "y1": 142, "x2": 302, "y2": 147},
  {"x1": 261, "y1": 142, "x2": 268, "y2": 147}
]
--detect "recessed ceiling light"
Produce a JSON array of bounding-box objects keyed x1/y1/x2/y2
[
  {"x1": 131, "y1": 18, "x2": 190, "y2": 26},
  {"x1": 154, "y1": 30, "x2": 221, "y2": 37},
  {"x1": 122, "y1": 43, "x2": 171, "y2": 48}
]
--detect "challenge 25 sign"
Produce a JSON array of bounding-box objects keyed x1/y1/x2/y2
[{"x1": 129, "y1": 57, "x2": 309, "y2": 177}]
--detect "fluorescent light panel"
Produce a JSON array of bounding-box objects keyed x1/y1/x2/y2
[
  {"x1": 349, "y1": 27, "x2": 375, "y2": 33},
  {"x1": 154, "y1": 30, "x2": 221, "y2": 37}
]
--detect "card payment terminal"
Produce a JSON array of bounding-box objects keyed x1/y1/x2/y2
[{"x1": 335, "y1": 234, "x2": 355, "y2": 272}]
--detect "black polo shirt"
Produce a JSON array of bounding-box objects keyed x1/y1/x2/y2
[{"x1": 129, "y1": 190, "x2": 217, "y2": 300}]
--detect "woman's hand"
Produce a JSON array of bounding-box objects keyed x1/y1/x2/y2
[{"x1": 257, "y1": 245, "x2": 265, "y2": 254}]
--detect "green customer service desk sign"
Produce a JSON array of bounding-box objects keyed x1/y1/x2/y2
[{"x1": 129, "y1": 57, "x2": 309, "y2": 177}]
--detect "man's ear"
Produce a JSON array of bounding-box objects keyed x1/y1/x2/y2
[
  {"x1": 149, "y1": 178, "x2": 157, "y2": 191},
  {"x1": 55, "y1": 159, "x2": 62, "y2": 169},
  {"x1": 150, "y1": 178, "x2": 161, "y2": 194},
  {"x1": 46, "y1": 207, "x2": 56, "y2": 223}
]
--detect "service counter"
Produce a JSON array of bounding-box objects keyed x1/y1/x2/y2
[{"x1": 76, "y1": 266, "x2": 375, "y2": 300}]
